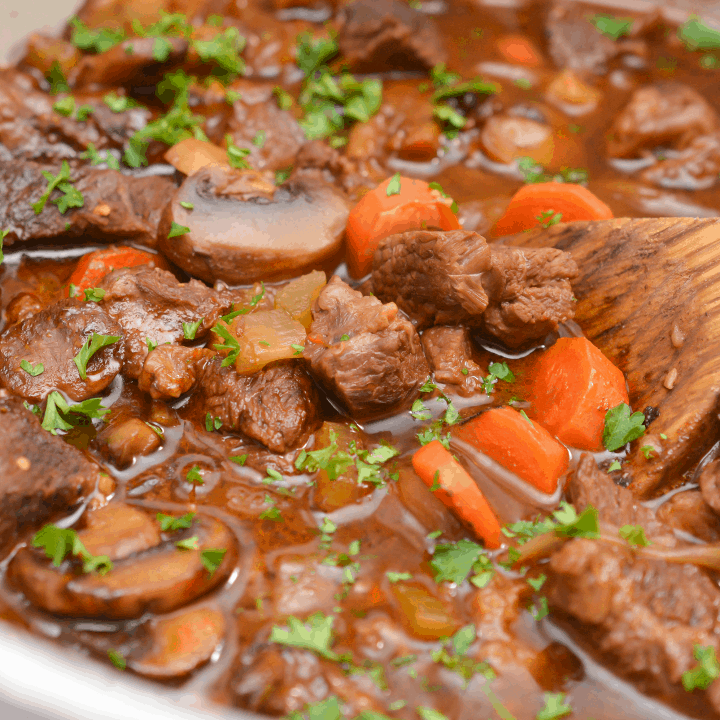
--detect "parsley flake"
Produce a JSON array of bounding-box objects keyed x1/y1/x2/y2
[
  {"x1": 201, "y1": 548, "x2": 227, "y2": 576},
  {"x1": 386, "y1": 173, "x2": 402, "y2": 196},
  {"x1": 20, "y1": 359, "x2": 44, "y2": 377},
  {"x1": 74, "y1": 333, "x2": 120, "y2": 380},
  {"x1": 590, "y1": 14, "x2": 634, "y2": 40},
  {"x1": 536, "y1": 691, "x2": 572, "y2": 720},
  {"x1": 603, "y1": 403, "x2": 646, "y2": 452},
  {"x1": 32, "y1": 523, "x2": 112, "y2": 575},
  {"x1": 176, "y1": 535, "x2": 199, "y2": 550},
  {"x1": 183, "y1": 318, "x2": 203, "y2": 340},
  {"x1": 157, "y1": 511, "x2": 195, "y2": 532},
  {"x1": 682, "y1": 644, "x2": 720, "y2": 691},
  {"x1": 270, "y1": 612, "x2": 339, "y2": 660},
  {"x1": 168, "y1": 221, "x2": 190, "y2": 238},
  {"x1": 229, "y1": 454, "x2": 247, "y2": 465},
  {"x1": 619, "y1": 524, "x2": 652, "y2": 547},
  {"x1": 386, "y1": 571, "x2": 412, "y2": 583},
  {"x1": 186, "y1": 465, "x2": 204, "y2": 484},
  {"x1": 107, "y1": 649, "x2": 126, "y2": 670}
]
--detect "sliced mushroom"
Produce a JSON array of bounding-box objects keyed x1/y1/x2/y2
[
  {"x1": 9, "y1": 508, "x2": 237, "y2": 619},
  {"x1": 158, "y1": 165, "x2": 349, "y2": 285},
  {"x1": 128, "y1": 604, "x2": 225, "y2": 679}
]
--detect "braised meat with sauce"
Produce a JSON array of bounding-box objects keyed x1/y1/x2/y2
[{"x1": 3, "y1": 2, "x2": 720, "y2": 720}]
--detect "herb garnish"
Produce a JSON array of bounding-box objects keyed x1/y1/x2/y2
[
  {"x1": 157, "y1": 511, "x2": 195, "y2": 531},
  {"x1": 201, "y1": 548, "x2": 227, "y2": 576},
  {"x1": 602, "y1": 403, "x2": 645, "y2": 452},
  {"x1": 32, "y1": 161, "x2": 84, "y2": 215},
  {"x1": 536, "y1": 692, "x2": 572, "y2": 719},
  {"x1": 74, "y1": 333, "x2": 120, "y2": 379},
  {"x1": 682, "y1": 644, "x2": 720, "y2": 691},
  {"x1": 41, "y1": 391, "x2": 109, "y2": 434},
  {"x1": 20, "y1": 359, "x2": 44, "y2": 376},
  {"x1": 270, "y1": 612, "x2": 340, "y2": 660},
  {"x1": 32, "y1": 523, "x2": 112, "y2": 574},
  {"x1": 183, "y1": 318, "x2": 203, "y2": 340}
]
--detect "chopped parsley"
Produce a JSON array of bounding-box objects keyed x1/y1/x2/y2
[
  {"x1": 46, "y1": 62, "x2": 69, "y2": 95},
  {"x1": 682, "y1": 644, "x2": 720, "y2": 691},
  {"x1": 291, "y1": 343, "x2": 305, "y2": 356},
  {"x1": 678, "y1": 18, "x2": 720, "y2": 51},
  {"x1": 417, "y1": 708, "x2": 449, "y2": 720},
  {"x1": 430, "y1": 538, "x2": 494, "y2": 586},
  {"x1": 176, "y1": 535, "x2": 200, "y2": 550},
  {"x1": 273, "y1": 86, "x2": 294, "y2": 110},
  {"x1": 205, "y1": 413, "x2": 223, "y2": 431},
  {"x1": 296, "y1": 33, "x2": 339, "y2": 77},
  {"x1": 229, "y1": 454, "x2": 247, "y2": 465},
  {"x1": 211, "y1": 322, "x2": 241, "y2": 366},
  {"x1": 619, "y1": 524, "x2": 651, "y2": 547},
  {"x1": 168, "y1": 221, "x2": 190, "y2": 238},
  {"x1": 590, "y1": 14, "x2": 634, "y2": 40},
  {"x1": 536, "y1": 692, "x2": 572, "y2": 719},
  {"x1": 201, "y1": 548, "x2": 227, "y2": 576},
  {"x1": 32, "y1": 161, "x2": 84, "y2": 215},
  {"x1": 41, "y1": 391, "x2": 109, "y2": 434},
  {"x1": 386, "y1": 571, "x2": 412, "y2": 583},
  {"x1": 270, "y1": 612, "x2": 339, "y2": 660},
  {"x1": 180, "y1": 201, "x2": 194, "y2": 210},
  {"x1": 252, "y1": 130, "x2": 266, "y2": 147},
  {"x1": 537, "y1": 210, "x2": 563, "y2": 228},
  {"x1": 73, "y1": 333, "x2": 120, "y2": 380},
  {"x1": 410, "y1": 399, "x2": 433, "y2": 421},
  {"x1": 186, "y1": 465, "x2": 204, "y2": 484},
  {"x1": 80, "y1": 143, "x2": 120, "y2": 170},
  {"x1": 432, "y1": 623, "x2": 494, "y2": 683},
  {"x1": 640, "y1": 444, "x2": 655, "y2": 459},
  {"x1": 602, "y1": 403, "x2": 645, "y2": 452},
  {"x1": 183, "y1": 318, "x2": 203, "y2": 340},
  {"x1": 481, "y1": 361, "x2": 515, "y2": 394},
  {"x1": 226, "y1": 133, "x2": 252, "y2": 169},
  {"x1": 0, "y1": 228, "x2": 6, "y2": 263},
  {"x1": 386, "y1": 173, "x2": 402, "y2": 196},
  {"x1": 103, "y1": 92, "x2": 138, "y2": 113},
  {"x1": 83, "y1": 287, "x2": 106, "y2": 302},
  {"x1": 157, "y1": 511, "x2": 195, "y2": 531},
  {"x1": 20, "y1": 359, "x2": 44, "y2": 376},
  {"x1": 259, "y1": 494, "x2": 283, "y2": 521},
  {"x1": 607, "y1": 460, "x2": 622, "y2": 473},
  {"x1": 107, "y1": 649, "x2": 126, "y2": 670},
  {"x1": 70, "y1": 17, "x2": 125, "y2": 53},
  {"x1": 52, "y1": 96, "x2": 76, "y2": 117},
  {"x1": 32, "y1": 523, "x2": 112, "y2": 575}
]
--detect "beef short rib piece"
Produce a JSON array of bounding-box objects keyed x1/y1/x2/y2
[
  {"x1": 303, "y1": 276, "x2": 429, "y2": 419},
  {"x1": 506, "y1": 217, "x2": 720, "y2": 498},
  {"x1": 0, "y1": 298, "x2": 125, "y2": 404},
  {"x1": 100, "y1": 267, "x2": 233, "y2": 379},
  {"x1": 337, "y1": 0, "x2": 446, "y2": 73},
  {"x1": 139, "y1": 347, "x2": 319, "y2": 453},
  {"x1": 607, "y1": 83, "x2": 719, "y2": 158},
  {"x1": 0, "y1": 392, "x2": 100, "y2": 550},
  {"x1": 0, "y1": 160, "x2": 176, "y2": 248},
  {"x1": 372, "y1": 229, "x2": 577, "y2": 348}
]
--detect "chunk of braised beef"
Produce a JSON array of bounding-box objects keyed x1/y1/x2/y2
[
  {"x1": 303, "y1": 276, "x2": 429, "y2": 419},
  {"x1": 0, "y1": 160, "x2": 176, "y2": 247},
  {"x1": 640, "y1": 131, "x2": 720, "y2": 191},
  {"x1": 569, "y1": 454, "x2": 674, "y2": 544},
  {"x1": 68, "y1": 37, "x2": 189, "y2": 90},
  {"x1": 100, "y1": 267, "x2": 232, "y2": 379},
  {"x1": 420, "y1": 326, "x2": 485, "y2": 390},
  {"x1": 5, "y1": 292, "x2": 43, "y2": 325},
  {"x1": 337, "y1": 0, "x2": 447, "y2": 73},
  {"x1": 700, "y1": 459, "x2": 720, "y2": 518},
  {"x1": 0, "y1": 298, "x2": 125, "y2": 404},
  {"x1": 545, "y1": 2, "x2": 623, "y2": 75},
  {"x1": 0, "y1": 70, "x2": 104, "y2": 164},
  {"x1": 225, "y1": 82, "x2": 306, "y2": 172},
  {"x1": 196, "y1": 358, "x2": 320, "y2": 453},
  {"x1": 656, "y1": 490, "x2": 720, "y2": 543},
  {"x1": 0, "y1": 392, "x2": 101, "y2": 550},
  {"x1": 546, "y1": 537, "x2": 720, "y2": 712},
  {"x1": 139, "y1": 346, "x2": 319, "y2": 453},
  {"x1": 372, "y1": 229, "x2": 578, "y2": 348},
  {"x1": 606, "y1": 83, "x2": 719, "y2": 158}
]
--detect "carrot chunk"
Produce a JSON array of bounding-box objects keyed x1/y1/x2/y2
[
  {"x1": 496, "y1": 35, "x2": 543, "y2": 67},
  {"x1": 529, "y1": 336, "x2": 629, "y2": 451},
  {"x1": 345, "y1": 175, "x2": 460, "y2": 278},
  {"x1": 67, "y1": 246, "x2": 166, "y2": 296},
  {"x1": 454, "y1": 407, "x2": 569, "y2": 495},
  {"x1": 491, "y1": 182, "x2": 613, "y2": 237},
  {"x1": 412, "y1": 440, "x2": 501, "y2": 549}
]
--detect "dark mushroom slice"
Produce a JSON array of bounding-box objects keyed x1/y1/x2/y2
[
  {"x1": 0, "y1": 298, "x2": 125, "y2": 404},
  {"x1": 128, "y1": 604, "x2": 225, "y2": 679},
  {"x1": 157, "y1": 165, "x2": 349, "y2": 285},
  {"x1": 9, "y1": 510, "x2": 237, "y2": 619}
]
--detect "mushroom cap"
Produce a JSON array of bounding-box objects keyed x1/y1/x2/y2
[{"x1": 158, "y1": 165, "x2": 350, "y2": 285}]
